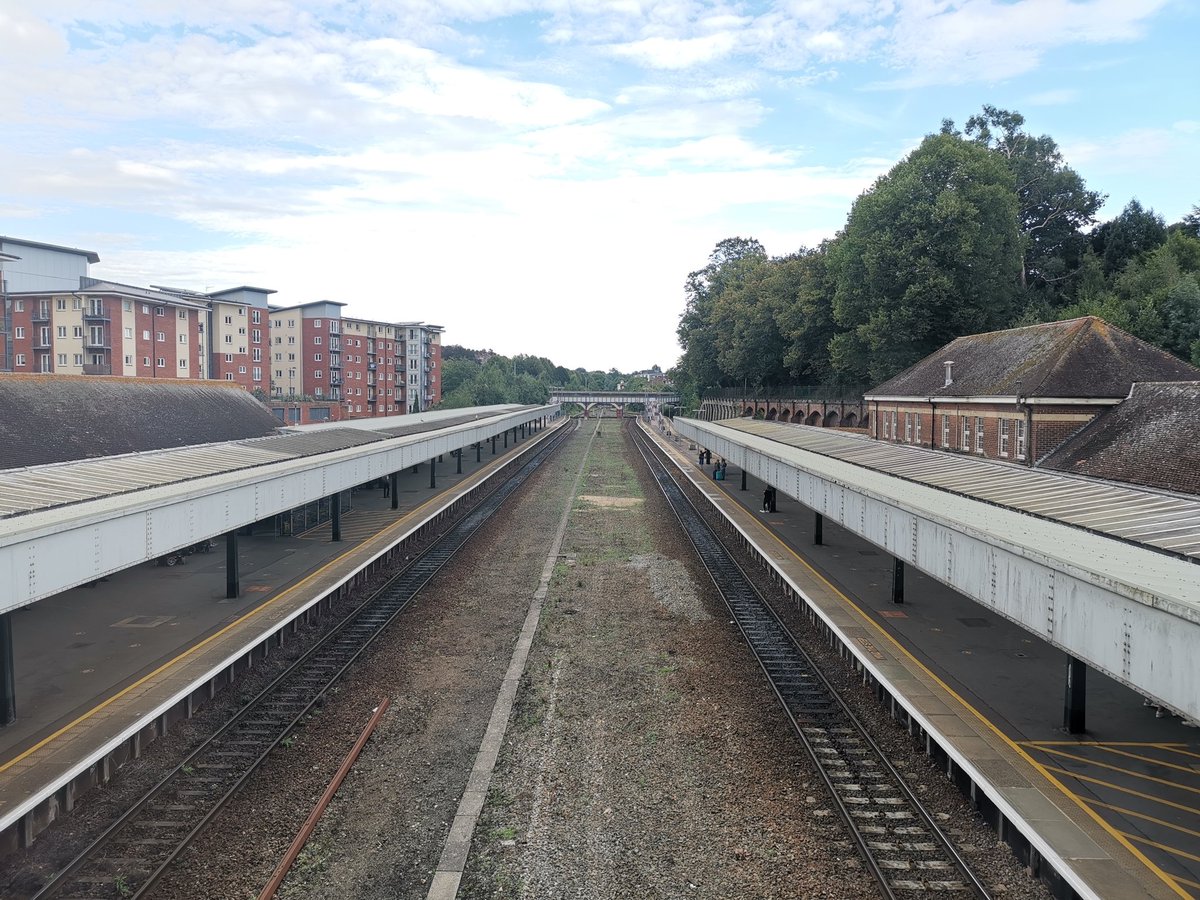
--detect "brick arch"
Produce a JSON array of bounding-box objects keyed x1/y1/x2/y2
[
  {"x1": 767, "y1": 407, "x2": 778, "y2": 420},
  {"x1": 824, "y1": 410, "x2": 840, "y2": 427},
  {"x1": 805, "y1": 410, "x2": 821, "y2": 426},
  {"x1": 778, "y1": 408, "x2": 791, "y2": 422},
  {"x1": 743, "y1": 405, "x2": 754, "y2": 417},
  {"x1": 843, "y1": 411, "x2": 858, "y2": 428}
]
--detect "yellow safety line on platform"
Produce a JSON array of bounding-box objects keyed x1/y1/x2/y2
[
  {"x1": 1045, "y1": 766, "x2": 1200, "y2": 817},
  {"x1": 1087, "y1": 800, "x2": 1200, "y2": 840},
  {"x1": 642, "y1": 422, "x2": 1189, "y2": 899},
  {"x1": 0, "y1": 429, "x2": 556, "y2": 776},
  {"x1": 1035, "y1": 747, "x2": 1200, "y2": 795},
  {"x1": 1024, "y1": 741, "x2": 1188, "y2": 748},
  {"x1": 1124, "y1": 834, "x2": 1200, "y2": 866}
]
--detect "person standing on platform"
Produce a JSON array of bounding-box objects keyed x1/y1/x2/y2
[{"x1": 762, "y1": 487, "x2": 770, "y2": 512}]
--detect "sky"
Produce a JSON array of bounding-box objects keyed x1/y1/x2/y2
[{"x1": 1, "y1": 1, "x2": 1197, "y2": 373}]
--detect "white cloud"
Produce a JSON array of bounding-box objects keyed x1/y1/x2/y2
[
  {"x1": 606, "y1": 32, "x2": 739, "y2": 69},
  {"x1": 1025, "y1": 88, "x2": 1080, "y2": 106}
]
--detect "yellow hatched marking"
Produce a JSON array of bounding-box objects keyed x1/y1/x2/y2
[
  {"x1": 1035, "y1": 747, "x2": 1200, "y2": 796},
  {"x1": 1045, "y1": 766, "x2": 1200, "y2": 817},
  {"x1": 1123, "y1": 834, "x2": 1200, "y2": 866},
  {"x1": 1085, "y1": 800, "x2": 1200, "y2": 840},
  {"x1": 1095, "y1": 746, "x2": 1200, "y2": 776},
  {"x1": 1171, "y1": 874, "x2": 1200, "y2": 891}
]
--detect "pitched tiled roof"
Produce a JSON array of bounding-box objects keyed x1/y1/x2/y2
[
  {"x1": 0, "y1": 375, "x2": 281, "y2": 470},
  {"x1": 1039, "y1": 381, "x2": 1200, "y2": 496},
  {"x1": 867, "y1": 316, "x2": 1200, "y2": 399}
]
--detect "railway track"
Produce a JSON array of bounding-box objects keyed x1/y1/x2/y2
[
  {"x1": 33, "y1": 423, "x2": 572, "y2": 900},
  {"x1": 630, "y1": 424, "x2": 991, "y2": 900}
]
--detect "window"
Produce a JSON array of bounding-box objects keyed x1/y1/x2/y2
[
  {"x1": 157, "y1": 357, "x2": 166, "y2": 368},
  {"x1": 315, "y1": 370, "x2": 323, "y2": 379},
  {"x1": 72, "y1": 297, "x2": 82, "y2": 310},
  {"x1": 14, "y1": 354, "x2": 25, "y2": 366},
  {"x1": 143, "y1": 330, "x2": 150, "y2": 340},
  {"x1": 288, "y1": 336, "x2": 296, "y2": 345},
  {"x1": 1017, "y1": 418, "x2": 1027, "y2": 460},
  {"x1": 224, "y1": 315, "x2": 233, "y2": 325},
  {"x1": 314, "y1": 319, "x2": 321, "y2": 328},
  {"x1": 224, "y1": 335, "x2": 233, "y2": 344},
  {"x1": 275, "y1": 336, "x2": 282, "y2": 345},
  {"x1": 288, "y1": 319, "x2": 296, "y2": 328},
  {"x1": 238, "y1": 327, "x2": 246, "y2": 335},
  {"x1": 179, "y1": 359, "x2": 188, "y2": 369},
  {"x1": 941, "y1": 415, "x2": 950, "y2": 449},
  {"x1": 73, "y1": 353, "x2": 83, "y2": 365},
  {"x1": 123, "y1": 300, "x2": 132, "y2": 312},
  {"x1": 13, "y1": 300, "x2": 23, "y2": 312},
  {"x1": 124, "y1": 327, "x2": 133, "y2": 339},
  {"x1": 961, "y1": 416, "x2": 971, "y2": 449},
  {"x1": 904, "y1": 412, "x2": 912, "y2": 443},
  {"x1": 155, "y1": 306, "x2": 164, "y2": 316},
  {"x1": 890, "y1": 410, "x2": 897, "y2": 440},
  {"x1": 89, "y1": 326, "x2": 103, "y2": 345},
  {"x1": 143, "y1": 356, "x2": 151, "y2": 366},
  {"x1": 314, "y1": 336, "x2": 322, "y2": 345},
  {"x1": 57, "y1": 353, "x2": 67, "y2": 365},
  {"x1": 157, "y1": 331, "x2": 165, "y2": 342},
  {"x1": 179, "y1": 309, "x2": 187, "y2": 320},
  {"x1": 975, "y1": 416, "x2": 985, "y2": 453},
  {"x1": 252, "y1": 309, "x2": 261, "y2": 324},
  {"x1": 13, "y1": 326, "x2": 23, "y2": 339},
  {"x1": 315, "y1": 387, "x2": 324, "y2": 398},
  {"x1": 179, "y1": 333, "x2": 187, "y2": 344},
  {"x1": 999, "y1": 419, "x2": 1010, "y2": 457},
  {"x1": 56, "y1": 325, "x2": 67, "y2": 338},
  {"x1": 252, "y1": 367, "x2": 262, "y2": 380},
  {"x1": 125, "y1": 355, "x2": 133, "y2": 366},
  {"x1": 225, "y1": 373, "x2": 234, "y2": 380},
  {"x1": 288, "y1": 353, "x2": 295, "y2": 361},
  {"x1": 39, "y1": 354, "x2": 51, "y2": 371},
  {"x1": 238, "y1": 307, "x2": 245, "y2": 316},
  {"x1": 252, "y1": 348, "x2": 261, "y2": 362},
  {"x1": 313, "y1": 353, "x2": 322, "y2": 362},
  {"x1": 238, "y1": 365, "x2": 247, "y2": 374},
  {"x1": 914, "y1": 414, "x2": 921, "y2": 445},
  {"x1": 73, "y1": 325, "x2": 83, "y2": 338},
  {"x1": 225, "y1": 353, "x2": 233, "y2": 362},
  {"x1": 252, "y1": 329, "x2": 260, "y2": 343}
]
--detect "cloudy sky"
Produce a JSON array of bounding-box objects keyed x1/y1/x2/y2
[{"x1": 2, "y1": 1, "x2": 1197, "y2": 372}]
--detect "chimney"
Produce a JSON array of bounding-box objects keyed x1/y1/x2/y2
[{"x1": 943, "y1": 360, "x2": 954, "y2": 387}]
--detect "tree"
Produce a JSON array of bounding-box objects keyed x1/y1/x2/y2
[
  {"x1": 829, "y1": 132, "x2": 1022, "y2": 384},
  {"x1": 773, "y1": 244, "x2": 838, "y2": 382},
  {"x1": 1093, "y1": 199, "x2": 1168, "y2": 276},
  {"x1": 948, "y1": 106, "x2": 1104, "y2": 296},
  {"x1": 675, "y1": 237, "x2": 767, "y2": 395}
]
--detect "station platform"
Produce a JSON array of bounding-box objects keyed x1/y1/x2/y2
[
  {"x1": 0, "y1": 428, "x2": 552, "y2": 847},
  {"x1": 648, "y1": 419, "x2": 1197, "y2": 900}
]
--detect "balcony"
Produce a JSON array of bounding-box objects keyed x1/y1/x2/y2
[
  {"x1": 367, "y1": 362, "x2": 376, "y2": 372},
  {"x1": 83, "y1": 309, "x2": 109, "y2": 322},
  {"x1": 84, "y1": 335, "x2": 110, "y2": 349},
  {"x1": 33, "y1": 308, "x2": 51, "y2": 322},
  {"x1": 33, "y1": 337, "x2": 52, "y2": 350},
  {"x1": 329, "y1": 339, "x2": 341, "y2": 351},
  {"x1": 330, "y1": 376, "x2": 343, "y2": 386},
  {"x1": 82, "y1": 362, "x2": 112, "y2": 376}
]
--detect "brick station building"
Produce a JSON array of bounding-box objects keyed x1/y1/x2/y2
[{"x1": 864, "y1": 316, "x2": 1200, "y2": 465}]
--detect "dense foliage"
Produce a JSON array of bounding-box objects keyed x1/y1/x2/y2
[
  {"x1": 672, "y1": 107, "x2": 1200, "y2": 404},
  {"x1": 436, "y1": 351, "x2": 669, "y2": 409}
]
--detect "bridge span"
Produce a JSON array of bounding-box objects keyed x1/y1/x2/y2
[
  {"x1": 548, "y1": 389, "x2": 678, "y2": 416},
  {"x1": 675, "y1": 416, "x2": 1200, "y2": 723}
]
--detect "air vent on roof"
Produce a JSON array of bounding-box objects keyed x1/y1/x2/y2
[{"x1": 944, "y1": 360, "x2": 954, "y2": 387}]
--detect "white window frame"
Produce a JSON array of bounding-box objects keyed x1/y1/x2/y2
[
  {"x1": 975, "y1": 416, "x2": 985, "y2": 454},
  {"x1": 961, "y1": 416, "x2": 970, "y2": 450},
  {"x1": 999, "y1": 419, "x2": 1010, "y2": 457}
]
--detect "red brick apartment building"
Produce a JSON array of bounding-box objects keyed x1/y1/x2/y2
[
  {"x1": 1, "y1": 236, "x2": 444, "y2": 420},
  {"x1": 864, "y1": 316, "x2": 1200, "y2": 464}
]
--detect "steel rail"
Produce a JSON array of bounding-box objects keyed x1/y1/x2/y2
[
  {"x1": 630, "y1": 425, "x2": 990, "y2": 900},
  {"x1": 32, "y1": 423, "x2": 571, "y2": 900}
]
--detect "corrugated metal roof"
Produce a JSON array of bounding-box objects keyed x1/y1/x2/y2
[
  {"x1": 719, "y1": 419, "x2": 1200, "y2": 562},
  {"x1": 0, "y1": 407, "x2": 539, "y2": 521}
]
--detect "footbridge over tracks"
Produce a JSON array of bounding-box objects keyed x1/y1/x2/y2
[
  {"x1": 674, "y1": 416, "x2": 1200, "y2": 724},
  {"x1": 0, "y1": 404, "x2": 558, "y2": 613},
  {"x1": 548, "y1": 390, "x2": 678, "y2": 417}
]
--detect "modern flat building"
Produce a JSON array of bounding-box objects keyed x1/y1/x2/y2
[
  {"x1": 397, "y1": 321, "x2": 443, "y2": 412},
  {"x1": 203, "y1": 287, "x2": 275, "y2": 393}
]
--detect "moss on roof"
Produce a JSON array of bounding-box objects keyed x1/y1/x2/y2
[
  {"x1": 0, "y1": 375, "x2": 281, "y2": 470},
  {"x1": 867, "y1": 317, "x2": 1200, "y2": 399}
]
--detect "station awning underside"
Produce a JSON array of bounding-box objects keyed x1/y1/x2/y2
[{"x1": 676, "y1": 417, "x2": 1200, "y2": 720}]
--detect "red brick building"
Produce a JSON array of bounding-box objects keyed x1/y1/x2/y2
[{"x1": 864, "y1": 317, "x2": 1200, "y2": 465}]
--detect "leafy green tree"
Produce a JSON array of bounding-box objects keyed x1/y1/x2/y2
[
  {"x1": 948, "y1": 106, "x2": 1103, "y2": 295},
  {"x1": 829, "y1": 132, "x2": 1022, "y2": 384},
  {"x1": 1093, "y1": 199, "x2": 1168, "y2": 276},
  {"x1": 773, "y1": 245, "x2": 837, "y2": 382}
]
